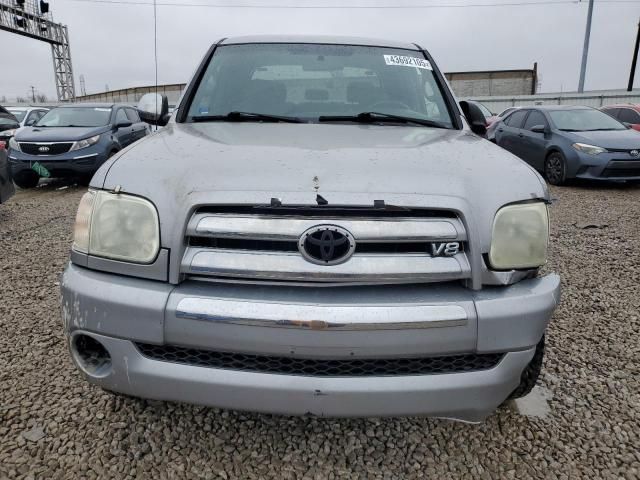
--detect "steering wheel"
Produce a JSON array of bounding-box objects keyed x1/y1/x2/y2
[{"x1": 367, "y1": 100, "x2": 412, "y2": 111}]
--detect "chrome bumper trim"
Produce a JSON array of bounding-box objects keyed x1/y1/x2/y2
[{"x1": 175, "y1": 297, "x2": 468, "y2": 330}]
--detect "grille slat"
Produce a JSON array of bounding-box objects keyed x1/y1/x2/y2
[
  {"x1": 135, "y1": 343, "x2": 503, "y2": 377},
  {"x1": 19, "y1": 142, "x2": 73, "y2": 155}
]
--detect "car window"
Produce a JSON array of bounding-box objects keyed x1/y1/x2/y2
[
  {"x1": 523, "y1": 110, "x2": 547, "y2": 130},
  {"x1": 618, "y1": 108, "x2": 640, "y2": 124},
  {"x1": 7, "y1": 109, "x2": 26, "y2": 122},
  {"x1": 116, "y1": 109, "x2": 129, "y2": 124},
  {"x1": 125, "y1": 108, "x2": 141, "y2": 123},
  {"x1": 549, "y1": 109, "x2": 626, "y2": 131},
  {"x1": 0, "y1": 116, "x2": 18, "y2": 127},
  {"x1": 601, "y1": 108, "x2": 620, "y2": 120},
  {"x1": 474, "y1": 102, "x2": 492, "y2": 118},
  {"x1": 505, "y1": 109, "x2": 528, "y2": 128},
  {"x1": 26, "y1": 110, "x2": 46, "y2": 124},
  {"x1": 498, "y1": 107, "x2": 516, "y2": 117},
  {"x1": 186, "y1": 43, "x2": 455, "y2": 128},
  {"x1": 37, "y1": 107, "x2": 112, "y2": 127}
]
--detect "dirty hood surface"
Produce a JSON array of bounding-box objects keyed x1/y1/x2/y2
[{"x1": 96, "y1": 122, "x2": 548, "y2": 248}]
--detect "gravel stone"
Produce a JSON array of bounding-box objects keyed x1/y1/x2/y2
[{"x1": 1, "y1": 179, "x2": 639, "y2": 479}]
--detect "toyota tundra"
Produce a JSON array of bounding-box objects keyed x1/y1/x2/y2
[{"x1": 61, "y1": 35, "x2": 560, "y2": 422}]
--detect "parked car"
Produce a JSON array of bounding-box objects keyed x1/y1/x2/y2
[
  {"x1": 486, "y1": 107, "x2": 523, "y2": 142},
  {"x1": 0, "y1": 108, "x2": 20, "y2": 149},
  {"x1": 493, "y1": 105, "x2": 640, "y2": 185},
  {"x1": 61, "y1": 35, "x2": 560, "y2": 422},
  {"x1": 600, "y1": 104, "x2": 640, "y2": 131},
  {"x1": 0, "y1": 146, "x2": 15, "y2": 204},
  {"x1": 467, "y1": 100, "x2": 495, "y2": 126},
  {"x1": 6, "y1": 106, "x2": 50, "y2": 128},
  {"x1": 8, "y1": 103, "x2": 150, "y2": 188}
]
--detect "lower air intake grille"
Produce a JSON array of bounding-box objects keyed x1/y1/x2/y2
[
  {"x1": 135, "y1": 343, "x2": 503, "y2": 377},
  {"x1": 602, "y1": 167, "x2": 640, "y2": 178}
]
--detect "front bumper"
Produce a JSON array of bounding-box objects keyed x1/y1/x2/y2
[
  {"x1": 61, "y1": 263, "x2": 561, "y2": 421},
  {"x1": 570, "y1": 150, "x2": 640, "y2": 181},
  {"x1": 9, "y1": 145, "x2": 108, "y2": 177}
]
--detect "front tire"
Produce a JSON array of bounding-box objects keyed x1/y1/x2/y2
[
  {"x1": 545, "y1": 152, "x2": 567, "y2": 186},
  {"x1": 13, "y1": 171, "x2": 40, "y2": 189},
  {"x1": 508, "y1": 336, "x2": 545, "y2": 400}
]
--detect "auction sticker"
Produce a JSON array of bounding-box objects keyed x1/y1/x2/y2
[{"x1": 384, "y1": 55, "x2": 432, "y2": 70}]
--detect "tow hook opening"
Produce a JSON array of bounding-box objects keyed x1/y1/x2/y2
[{"x1": 71, "y1": 334, "x2": 112, "y2": 378}]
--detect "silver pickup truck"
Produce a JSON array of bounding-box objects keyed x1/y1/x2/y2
[{"x1": 61, "y1": 35, "x2": 560, "y2": 422}]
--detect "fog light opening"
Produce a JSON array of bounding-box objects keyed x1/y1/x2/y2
[{"x1": 72, "y1": 334, "x2": 112, "y2": 378}]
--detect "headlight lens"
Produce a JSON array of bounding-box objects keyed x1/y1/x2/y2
[
  {"x1": 572, "y1": 142, "x2": 606, "y2": 155},
  {"x1": 70, "y1": 134, "x2": 101, "y2": 152},
  {"x1": 489, "y1": 202, "x2": 549, "y2": 270},
  {"x1": 2, "y1": 129, "x2": 17, "y2": 137},
  {"x1": 73, "y1": 190, "x2": 160, "y2": 264},
  {"x1": 8, "y1": 137, "x2": 21, "y2": 152}
]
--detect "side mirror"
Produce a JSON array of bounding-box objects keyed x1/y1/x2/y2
[
  {"x1": 530, "y1": 125, "x2": 546, "y2": 133},
  {"x1": 138, "y1": 93, "x2": 169, "y2": 127},
  {"x1": 459, "y1": 101, "x2": 487, "y2": 136},
  {"x1": 115, "y1": 120, "x2": 132, "y2": 129}
]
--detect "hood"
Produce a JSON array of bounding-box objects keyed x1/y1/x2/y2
[
  {"x1": 566, "y1": 128, "x2": 640, "y2": 149},
  {"x1": 15, "y1": 125, "x2": 110, "y2": 142},
  {"x1": 94, "y1": 122, "x2": 548, "y2": 251}
]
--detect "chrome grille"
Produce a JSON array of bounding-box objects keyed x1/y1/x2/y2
[
  {"x1": 181, "y1": 207, "x2": 470, "y2": 284},
  {"x1": 19, "y1": 142, "x2": 73, "y2": 155}
]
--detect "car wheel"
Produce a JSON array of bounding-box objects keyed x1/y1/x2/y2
[
  {"x1": 13, "y1": 171, "x2": 40, "y2": 189},
  {"x1": 508, "y1": 335, "x2": 545, "y2": 400},
  {"x1": 544, "y1": 152, "x2": 567, "y2": 186}
]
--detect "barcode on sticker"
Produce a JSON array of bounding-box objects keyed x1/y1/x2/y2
[{"x1": 383, "y1": 55, "x2": 432, "y2": 70}]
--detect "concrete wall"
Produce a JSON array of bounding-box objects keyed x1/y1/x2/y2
[
  {"x1": 466, "y1": 90, "x2": 640, "y2": 114},
  {"x1": 75, "y1": 83, "x2": 186, "y2": 106},
  {"x1": 445, "y1": 70, "x2": 536, "y2": 97}
]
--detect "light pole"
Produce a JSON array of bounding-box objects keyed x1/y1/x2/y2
[
  {"x1": 578, "y1": 0, "x2": 594, "y2": 93},
  {"x1": 628, "y1": 18, "x2": 640, "y2": 91}
]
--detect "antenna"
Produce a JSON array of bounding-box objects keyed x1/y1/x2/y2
[{"x1": 153, "y1": 0, "x2": 159, "y2": 131}]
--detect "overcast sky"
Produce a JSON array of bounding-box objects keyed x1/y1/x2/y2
[{"x1": 1, "y1": 0, "x2": 639, "y2": 100}]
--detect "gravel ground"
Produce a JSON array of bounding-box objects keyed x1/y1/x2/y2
[{"x1": 1, "y1": 179, "x2": 639, "y2": 479}]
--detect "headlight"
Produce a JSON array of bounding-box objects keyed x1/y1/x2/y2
[
  {"x1": 73, "y1": 190, "x2": 160, "y2": 264},
  {"x1": 489, "y1": 202, "x2": 549, "y2": 270},
  {"x1": 8, "y1": 137, "x2": 21, "y2": 152},
  {"x1": 2, "y1": 129, "x2": 17, "y2": 137},
  {"x1": 70, "y1": 134, "x2": 101, "y2": 152},
  {"x1": 572, "y1": 143, "x2": 606, "y2": 155}
]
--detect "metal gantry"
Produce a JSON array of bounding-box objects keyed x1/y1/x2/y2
[{"x1": 0, "y1": 0, "x2": 75, "y2": 101}]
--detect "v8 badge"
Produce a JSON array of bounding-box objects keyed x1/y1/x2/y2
[{"x1": 430, "y1": 242, "x2": 460, "y2": 257}]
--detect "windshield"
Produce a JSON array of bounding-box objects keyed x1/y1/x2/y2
[
  {"x1": 0, "y1": 116, "x2": 18, "y2": 127},
  {"x1": 474, "y1": 102, "x2": 492, "y2": 118},
  {"x1": 36, "y1": 107, "x2": 112, "y2": 127},
  {"x1": 7, "y1": 109, "x2": 26, "y2": 122},
  {"x1": 186, "y1": 43, "x2": 454, "y2": 127},
  {"x1": 549, "y1": 109, "x2": 626, "y2": 131}
]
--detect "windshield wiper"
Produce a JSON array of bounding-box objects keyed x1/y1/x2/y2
[
  {"x1": 192, "y1": 111, "x2": 303, "y2": 123},
  {"x1": 319, "y1": 112, "x2": 448, "y2": 129}
]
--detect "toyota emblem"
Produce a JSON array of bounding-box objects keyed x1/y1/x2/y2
[
  {"x1": 298, "y1": 225, "x2": 356, "y2": 265},
  {"x1": 630, "y1": 149, "x2": 639, "y2": 157}
]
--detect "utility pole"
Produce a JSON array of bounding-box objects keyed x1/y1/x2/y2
[
  {"x1": 628, "y1": 18, "x2": 640, "y2": 91},
  {"x1": 578, "y1": 0, "x2": 594, "y2": 93},
  {"x1": 30, "y1": 85, "x2": 36, "y2": 103}
]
